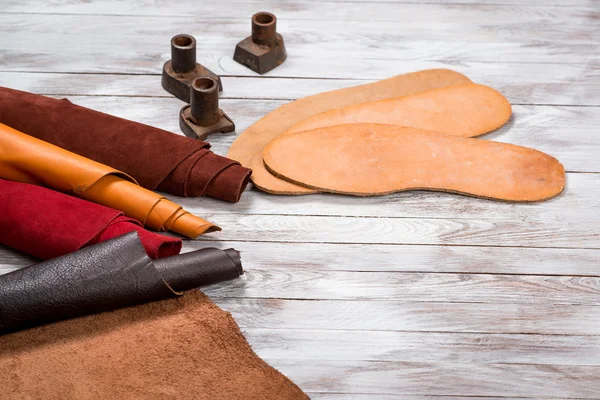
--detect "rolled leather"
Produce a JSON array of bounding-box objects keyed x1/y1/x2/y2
[
  {"x1": 0, "y1": 232, "x2": 243, "y2": 334},
  {"x1": 0, "y1": 123, "x2": 219, "y2": 238},
  {"x1": 0, "y1": 178, "x2": 182, "y2": 259},
  {"x1": 0, "y1": 86, "x2": 252, "y2": 202}
]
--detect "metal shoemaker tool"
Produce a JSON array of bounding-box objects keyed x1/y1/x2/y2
[
  {"x1": 233, "y1": 12, "x2": 287, "y2": 74},
  {"x1": 179, "y1": 77, "x2": 235, "y2": 141},
  {"x1": 162, "y1": 34, "x2": 223, "y2": 102}
]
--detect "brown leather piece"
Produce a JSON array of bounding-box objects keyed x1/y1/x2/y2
[
  {"x1": 0, "y1": 232, "x2": 242, "y2": 334},
  {"x1": 0, "y1": 87, "x2": 251, "y2": 203},
  {"x1": 228, "y1": 69, "x2": 472, "y2": 194},
  {"x1": 263, "y1": 124, "x2": 565, "y2": 202},
  {"x1": 0, "y1": 291, "x2": 308, "y2": 400},
  {"x1": 286, "y1": 83, "x2": 512, "y2": 138},
  {"x1": 0, "y1": 123, "x2": 218, "y2": 238}
]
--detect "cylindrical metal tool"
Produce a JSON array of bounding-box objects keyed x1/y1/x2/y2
[
  {"x1": 251, "y1": 12, "x2": 277, "y2": 46},
  {"x1": 170, "y1": 34, "x2": 197, "y2": 73},
  {"x1": 189, "y1": 77, "x2": 220, "y2": 126}
]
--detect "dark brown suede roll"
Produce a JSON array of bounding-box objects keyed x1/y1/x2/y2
[{"x1": 0, "y1": 87, "x2": 252, "y2": 202}]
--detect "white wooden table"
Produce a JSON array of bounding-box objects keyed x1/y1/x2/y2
[{"x1": 1, "y1": 0, "x2": 599, "y2": 398}]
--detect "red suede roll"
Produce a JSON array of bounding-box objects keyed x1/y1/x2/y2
[
  {"x1": 0, "y1": 179, "x2": 182, "y2": 260},
  {"x1": 0, "y1": 87, "x2": 252, "y2": 202}
]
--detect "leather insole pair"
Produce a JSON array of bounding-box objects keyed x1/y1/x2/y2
[
  {"x1": 0, "y1": 291, "x2": 308, "y2": 400},
  {"x1": 0, "y1": 179, "x2": 181, "y2": 259},
  {"x1": 231, "y1": 69, "x2": 564, "y2": 201},
  {"x1": 0, "y1": 123, "x2": 218, "y2": 238},
  {"x1": 0, "y1": 86, "x2": 252, "y2": 203},
  {"x1": 0, "y1": 232, "x2": 243, "y2": 334},
  {"x1": 229, "y1": 68, "x2": 473, "y2": 193}
]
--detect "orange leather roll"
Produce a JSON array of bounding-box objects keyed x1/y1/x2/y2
[
  {"x1": 285, "y1": 83, "x2": 512, "y2": 138},
  {"x1": 0, "y1": 123, "x2": 218, "y2": 238},
  {"x1": 228, "y1": 69, "x2": 472, "y2": 194},
  {"x1": 263, "y1": 124, "x2": 565, "y2": 202}
]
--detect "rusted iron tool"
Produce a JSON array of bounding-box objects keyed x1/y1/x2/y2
[
  {"x1": 162, "y1": 34, "x2": 222, "y2": 102},
  {"x1": 179, "y1": 77, "x2": 235, "y2": 141},
  {"x1": 233, "y1": 12, "x2": 287, "y2": 74}
]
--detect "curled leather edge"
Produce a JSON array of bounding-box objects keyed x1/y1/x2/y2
[
  {"x1": 0, "y1": 123, "x2": 219, "y2": 238},
  {"x1": 0, "y1": 232, "x2": 243, "y2": 334}
]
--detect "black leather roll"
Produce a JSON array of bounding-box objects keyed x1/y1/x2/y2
[
  {"x1": 154, "y1": 247, "x2": 242, "y2": 291},
  {"x1": 0, "y1": 232, "x2": 243, "y2": 334}
]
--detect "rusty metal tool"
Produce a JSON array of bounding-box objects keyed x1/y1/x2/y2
[
  {"x1": 179, "y1": 77, "x2": 235, "y2": 140},
  {"x1": 162, "y1": 34, "x2": 222, "y2": 102},
  {"x1": 233, "y1": 12, "x2": 287, "y2": 74}
]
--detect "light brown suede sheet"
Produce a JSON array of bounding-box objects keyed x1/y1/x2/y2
[
  {"x1": 286, "y1": 83, "x2": 512, "y2": 138},
  {"x1": 0, "y1": 291, "x2": 309, "y2": 400},
  {"x1": 263, "y1": 124, "x2": 565, "y2": 202},
  {"x1": 228, "y1": 69, "x2": 472, "y2": 194}
]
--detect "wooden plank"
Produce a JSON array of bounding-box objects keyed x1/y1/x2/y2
[
  {"x1": 205, "y1": 269, "x2": 600, "y2": 304},
  {"x1": 2, "y1": 95, "x2": 594, "y2": 174},
  {"x1": 2, "y1": 1, "x2": 597, "y2": 23},
  {"x1": 215, "y1": 298, "x2": 600, "y2": 335},
  {"x1": 308, "y1": 395, "x2": 561, "y2": 400},
  {"x1": 308, "y1": 395, "x2": 556, "y2": 400},
  {"x1": 178, "y1": 174, "x2": 598, "y2": 224},
  {"x1": 245, "y1": 328, "x2": 600, "y2": 365},
  {"x1": 3, "y1": 0, "x2": 596, "y2": 12},
  {"x1": 1, "y1": 240, "x2": 598, "y2": 277},
  {"x1": 2, "y1": 240, "x2": 599, "y2": 277},
  {"x1": 5, "y1": 245, "x2": 600, "y2": 304},
  {"x1": 0, "y1": 10, "x2": 597, "y2": 77},
  {"x1": 193, "y1": 241, "x2": 600, "y2": 276},
  {"x1": 1, "y1": 66, "x2": 599, "y2": 105},
  {"x1": 188, "y1": 212, "x2": 599, "y2": 249},
  {"x1": 45, "y1": 96, "x2": 600, "y2": 173},
  {"x1": 0, "y1": 183, "x2": 597, "y2": 251},
  {"x1": 269, "y1": 359, "x2": 600, "y2": 398}
]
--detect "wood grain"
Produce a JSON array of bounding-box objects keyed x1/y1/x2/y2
[
  {"x1": 0, "y1": 94, "x2": 593, "y2": 174},
  {"x1": 192, "y1": 212, "x2": 600, "y2": 249},
  {"x1": 216, "y1": 298, "x2": 600, "y2": 335},
  {"x1": 270, "y1": 360, "x2": 600, "y2": 398},
  {"x1": 205, "y1": 269, "x2": 600, "y2": 304},
  {"x1": 0, "y1": 8, "x2": 597, "y2": 77},
  {"x1": 309, "y1": 396, "x2": 568, "y2": 400},
  {"x1": 4, "y1": 0, "x2": 599, "y2": 17},
  {"x1": 246, "y1": 328, "x2": 600, "y2": 365},
  {"x1": 2, "y1": 68, "x2": 598, "y2": 105},
  {"x1": 3, "y1": 240, "x2": 600, "y2": 276},
  {"x1": 3, "y1": 0, "x2": 597, "y2": 10},
  {"x1": 1, "y1": 1, "x2": 599, "y2": 398}
]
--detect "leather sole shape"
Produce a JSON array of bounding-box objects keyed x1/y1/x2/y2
[
  {"x1": 285, "y1": 83, "x2": 512, "y2": 138},
  {"x1": 227, "y1": 69, "x2": 472, "y2": 194},
  {"x1": 263, "y1": 123, "x2": 565, "y2": 202}
]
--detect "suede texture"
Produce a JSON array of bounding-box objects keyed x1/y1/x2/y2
[
  {"x1": 0, "y1": 291, "x2": 309, "y2": 400},
  {"x1": 0, "y1": 87, "x2": 251, "y2": 202},
  {"x1": 0, "y1": 123, "x2": 219, "y2": 238},
  {"x1": 228, "y1": 68, "x2": 472, "y2": 194},
  {"x1": 263, "y1": 123, "x2": 566, "y2": 201},
  {"x1": 0, "y1": 179, "x2": 181, "y2": 259}
]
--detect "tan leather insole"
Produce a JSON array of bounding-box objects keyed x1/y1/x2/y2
[
  {"x1": 263, "y1": 124, "x2": 565, "y2": 202},
  {"x1": 0, "y1": 123, "x2": 218, "y2": 238},
  {"x1": 228, "y1": 69, "x2": 472, "y2": 194},
  {"x1": 286, "y1": 83, "x2": 512, "y2": 138}
]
